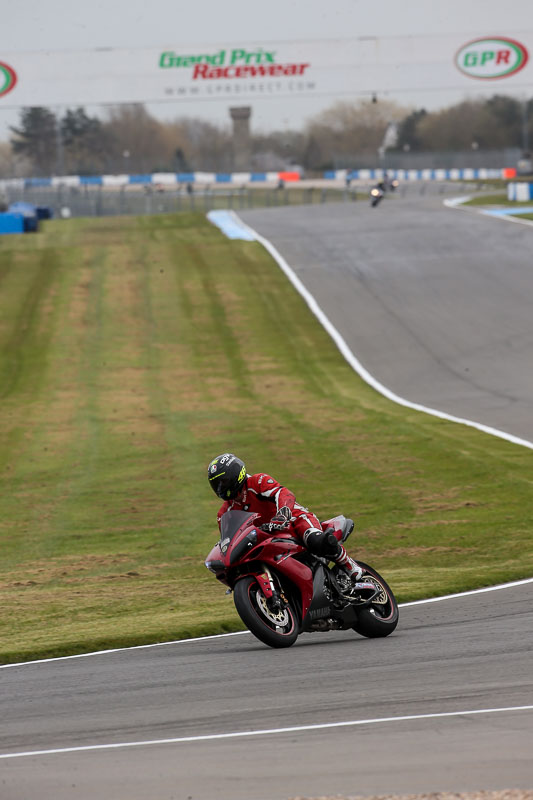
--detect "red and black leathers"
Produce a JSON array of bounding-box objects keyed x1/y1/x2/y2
[{"x1": 216, "y1": 473, "x2": 321, "y2": 542}]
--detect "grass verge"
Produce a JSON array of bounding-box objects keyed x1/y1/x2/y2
[
  {"x1": 1, "y1": 213, "x2": 533, "y2": 664},
  {"x1": 463, "y1": 193, "x2": 533, "y2": 220}
]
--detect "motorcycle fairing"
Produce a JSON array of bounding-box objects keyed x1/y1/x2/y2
[
  {"x1": 301, "y1": 564, "x2": 332, "y2": 629},
  {"x1": 236, "y1": 550, "x2": 314, "y2": 621},
  {"x1": 205, "y1": 541, "x2": 224, "y2": 574},
  {"x1": 205, "y1": 510, "x2": 260, "y2": 575}
]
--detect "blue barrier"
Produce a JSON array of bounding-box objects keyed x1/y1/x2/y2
[
  {"x1": 507, "y1": 182, "x2": 533, "y2": 201},
  {"x1": 25, "y1": 177, "x2": 52, "y2": 188},
  {"x1": 128, "y1": 174, "x2": 152, "y2": 184},
  {"x1": 0, "y1": 213, "x2": 25, "y2": 234},
  {"x1": 8, "y1": 202, "x2": 39, "y2": 232}
]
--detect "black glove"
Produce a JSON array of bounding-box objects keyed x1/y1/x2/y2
[{"x1": 262, "y1": 521, "x2": 286, "y2": 533}]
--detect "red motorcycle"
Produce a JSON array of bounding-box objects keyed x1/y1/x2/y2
[{"x1": 205, "y1": 510, "x2": 399, "y2": 648}]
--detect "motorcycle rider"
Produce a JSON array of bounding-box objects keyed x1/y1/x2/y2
[{"x1": 207, "y1": 453, "x2": 363, "y2": 581}]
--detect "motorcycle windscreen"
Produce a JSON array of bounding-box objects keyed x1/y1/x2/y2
[{"x1": 219, "y1": 509, "x2": 259, "y2": 543}]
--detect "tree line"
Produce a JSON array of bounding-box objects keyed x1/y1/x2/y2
[{"x1": 1, "y1": 95, "x2": 531, "y2": 178}]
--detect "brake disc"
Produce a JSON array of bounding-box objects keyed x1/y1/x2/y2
[
  {"x1": 367, "y1": 578, "x2": 388, "y2": 605},
  {"x1": 256, "y1": 591, "x2": 289, "y2": 625}
]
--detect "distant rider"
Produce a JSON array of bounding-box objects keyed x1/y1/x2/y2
[{"x1": 207, "y1": 453, "x2": 363, "y2": 581}]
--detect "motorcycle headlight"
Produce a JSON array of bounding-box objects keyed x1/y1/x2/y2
[{"x1": 205, "y1": 559, "x2": 224, "y2": 573}]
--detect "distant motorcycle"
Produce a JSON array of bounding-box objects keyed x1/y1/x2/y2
[
  {"x1": 370, "y1": 184, "x2": 384, "y2": 207},
  {"x1": 205, "y1": 510, "x2": 399, "y2": 649}
]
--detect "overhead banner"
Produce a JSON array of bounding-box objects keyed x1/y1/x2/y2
[{"x1": 1, "y1": 34, "x2": 532, "y2": 108}]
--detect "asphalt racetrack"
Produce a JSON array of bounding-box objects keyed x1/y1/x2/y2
[
  {"x1": 2, "y1": 195, "x2": 533, "y2": 799},
  {"x1": 240, "y1": 196, "x2": 533, "y2": 445},
  {"x1": 1, "y1": 583, "x2": 533, "y2": 798}
]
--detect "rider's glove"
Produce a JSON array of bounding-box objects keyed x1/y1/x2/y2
[{"x1": 270, "y1": 506, "x2": 291, "y2": 530}]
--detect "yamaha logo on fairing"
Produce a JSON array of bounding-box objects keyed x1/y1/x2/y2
[{"x1": 310, "y1": 606, "x2": 330, "y2": 619}]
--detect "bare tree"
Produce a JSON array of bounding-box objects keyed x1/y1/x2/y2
[
  {"x1": 0, "y1": 141, "x2": 31, "y2": 178},
  {"x1": 250, "y1": 129, "x2": 307, "y2": 171},
  {"x1": 396, "y1": 96, "x2": 532, "y2": 152},
  {"x1": 161, "y1": 118, "x2": 232, "y2": 172},
  {"x1": 414, "y1": 100, "x2": 492, "y2": 150},
  {"x1": 103, "y1": 105, "x2": 175, "y2": 173},
  {"x1": 303, "y1": 99, "x2": 410, "y2": 168}
]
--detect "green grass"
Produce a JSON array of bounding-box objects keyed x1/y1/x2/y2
[
  {"x1": 463, "y1": 193, "x2": 510, "y2": 206},
  {"x1": 463, "y1": 193, "x2": 533, "y2": 220},
  {"x1": 1, "y1": 213, "x2": 533, "y2": 664}
]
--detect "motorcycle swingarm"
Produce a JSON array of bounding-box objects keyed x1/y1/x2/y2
[
  {"x1": 346, "y1": 587, "x2": 382, "y2": 608},
  {"x1": 329, "y1": 572, "x2": 381, "y2": 608}
]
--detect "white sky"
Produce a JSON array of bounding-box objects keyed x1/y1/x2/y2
[{"x1": 2, "y1": 0, "x2": 532, "y2": 139}]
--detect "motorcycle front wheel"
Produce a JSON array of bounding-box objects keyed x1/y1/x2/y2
[
  {"x1": 233, "y1": 576, "x2": 299, "y2": 648},
  {"x1": 352, "y1": 562, "x2": 399, "y2": 638}
]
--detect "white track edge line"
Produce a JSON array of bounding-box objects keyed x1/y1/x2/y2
[
  {"x1": 1, "y1": 705, "x2": 532, "y2": 759},
  {"x1": 399, "y1": 575, "x2": 533, "y2": 606},
  {"x1": 2, "y1": 576, "x2": 533, "y2": 670},
  {"x1": 0, "y1": 631, "x2": 250, "y2": 669}
]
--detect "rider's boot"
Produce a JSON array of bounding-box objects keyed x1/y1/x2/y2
[{"x1": 333, "y1": 543, "x2": 363, "y2": 581}]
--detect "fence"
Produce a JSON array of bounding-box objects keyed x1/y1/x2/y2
[{"x1": 0, "y1": 181, "x2": 479, "y2": 220}]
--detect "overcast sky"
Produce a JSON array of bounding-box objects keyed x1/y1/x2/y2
[{"x1": 2, "y1": 0, "x2": 532, "y2": 138}]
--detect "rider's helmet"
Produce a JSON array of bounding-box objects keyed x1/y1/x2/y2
[{"x1": 207, "y1": 453, "x2": 247, "y2": 500}]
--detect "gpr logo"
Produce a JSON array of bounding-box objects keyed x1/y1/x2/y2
[
  {"x1": 455, "y1": 37, "x2": 529, "y2": 79},
  {"x1": 0, "y1": 61, "x2": 17, "y2": 98}
]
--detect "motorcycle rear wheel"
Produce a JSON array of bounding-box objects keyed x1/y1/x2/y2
[
  {"x1": 352, "y1": 562, "x2": 399, "y2": 638},
  {"x1": 234, "y1": 576, "x2": 299, "y2": 648}
]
